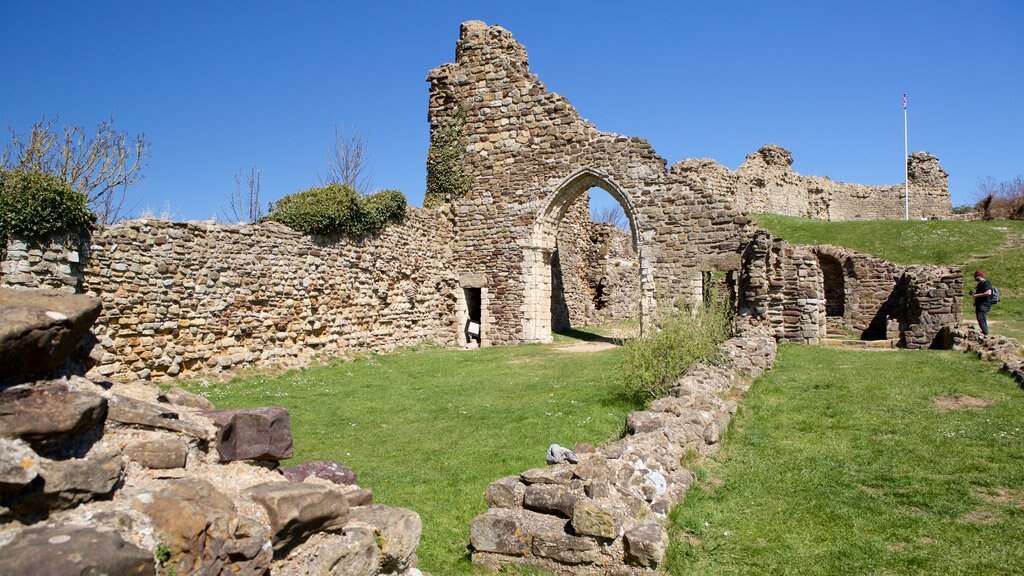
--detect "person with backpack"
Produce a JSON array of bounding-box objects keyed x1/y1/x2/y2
[{"x1": 970, "y1": 269, "x2": 995, "y2": 335}]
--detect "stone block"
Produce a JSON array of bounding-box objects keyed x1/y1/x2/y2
[
  {"x1": 624, "y1": 523, "x2": 668, "y2": 568},
  {"x1": 0, "y1": 288, "x2": 101, "y2": 379},
  {"x1": 346, "y1": 504, "x2": 422, "y2": 573},
  {"x1": 0, "y1": 525, "x2": 154, "y2": 576},
  {"x1": 123, "y1": 438, "x2": 188, "y2": 469},
  {"x1": 203, "y1": 406, "x2": 293, "y2": 461},
  {"x1": 0, "y1": 384, "x2": 106, "y2": 452},
  {"x1": 244, "y1": 481, "x2": 350, "y2": 552}
]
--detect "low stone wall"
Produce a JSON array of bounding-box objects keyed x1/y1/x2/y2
[
  {"x1": 900, "y1": 265, "x2": 963, "y2": 349},
  {"x1": 468, "y1": 332, "x2": 778, "y2": 574}
]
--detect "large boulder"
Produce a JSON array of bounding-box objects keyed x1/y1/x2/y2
[
  {"x1": 0, "y1": 287, "x2": 101, "y2": 380},
  {"x1": 0, "y1": 525, "x2": 154, "y2": 575}
]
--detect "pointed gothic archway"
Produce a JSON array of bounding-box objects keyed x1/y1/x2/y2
[{"x1": 521, "y1": 168, "x2": 654, "y2": 342}]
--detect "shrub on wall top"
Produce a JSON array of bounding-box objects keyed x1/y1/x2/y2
[
  {"x1": 0, "y1": 170, "x2": 95, "y2": 242},
  {"x1": 265, "y1": 184, "x2": 407, "y2": 236}
]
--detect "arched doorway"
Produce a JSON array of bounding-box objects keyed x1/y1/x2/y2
[{"x1": 522, "y1": 169, "x2": 653, "y2": 343}]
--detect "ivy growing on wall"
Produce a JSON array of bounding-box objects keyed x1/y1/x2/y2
[
  {"x1": 424, "y1": 107, "x2": 473, "y2": 208},
  {"x1": 264, "y1": 183, "x2": 406, "y2": 236}
]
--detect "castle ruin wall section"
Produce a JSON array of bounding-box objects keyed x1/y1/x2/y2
[
  {"x1": 735, "y1": 144, "x2": 951, "y2": 221},
  {"x1": 11, "y1": 209, "x2": 458, "y2": 381},
  {"x1": 429, "y1": 22, "x2": 750, "y2": 343}
]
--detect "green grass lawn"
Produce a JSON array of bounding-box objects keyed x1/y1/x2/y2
[
  {"x1": 667, "y1": 345, "x2": 1024, "y2": 575},
  {"x1": 753, "y1": 215, "x2": 1024, "y2": 340},
  {"x1": 189, "y1": 337, "x2": 635, "y2": 574}
]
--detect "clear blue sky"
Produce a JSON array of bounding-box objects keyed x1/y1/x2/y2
[{"x1": 3, "y1": 1, "x2": 1021, "y2": 220}]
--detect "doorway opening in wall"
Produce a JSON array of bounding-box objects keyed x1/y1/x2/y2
[
  {"x1": 816, "y1": 253, "x2": 847, "y2": 336},
  {"x1": 463, "y1": 287, "x2": 482, "y2": 347},
  {"x1": 549, "y1": 185, "x2": 640, "y2": 339}
]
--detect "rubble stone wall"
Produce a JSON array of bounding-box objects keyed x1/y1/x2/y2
[
  {"x1": 740, "y1": 231, "x2": 963, "y2": 347},
  {"x1": 469, "y1": 332, "x2": 778, "y2": 574},
  {"x1": 78, "y1": 212, "x2": 458, "y2": 381},
  {"x1": 735, "y1": 144, "x2": 952, "y2": 221},
  {"x1": 0, "y1": 231, "x2": 88, "y2": 294}
]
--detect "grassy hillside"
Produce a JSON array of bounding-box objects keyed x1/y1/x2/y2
[{"x1": 753, "y1": 215, "x2": 1024, "y2": 340}]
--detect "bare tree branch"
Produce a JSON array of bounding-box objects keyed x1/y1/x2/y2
[
  {"x1": 593, "y1": 203, "x2": 628, "y2": 231},
  {"x1": 321, "y1": 124, "x2": 372, "y2": 194},
  {"x1": 1, "y1": 115, "x2": 150, "y2": 225},
  {"x1": 221, "y1": 165, "x2": 265, "y2": 224}
]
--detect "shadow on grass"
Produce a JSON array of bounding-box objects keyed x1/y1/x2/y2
[{"x1": 553, "y1": 327, "x2": 628, "y2": 345}]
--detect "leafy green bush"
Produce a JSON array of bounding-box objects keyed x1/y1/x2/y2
[
  {"x1": 265, "y1": 184, "x2": 406, "y2": 236},
  {"x1": 0, "y1": 170, "x2": 95, "y2": 242},
  {"x1": 618, "y1": 297, "x2": 733, "y2": 402}
]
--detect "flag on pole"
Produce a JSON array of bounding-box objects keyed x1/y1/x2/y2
[{"x1": 902, "y1": 93, "x2": 907, "y2": 110}]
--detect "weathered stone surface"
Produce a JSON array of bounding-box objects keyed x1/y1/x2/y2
[
  {"x1": 204, "y1": 406, "x2": 293, "y2": 461},
  {"x1": 545, "y1": 443, "x2": 579, "y2": 464},
  {"x1": 107, "y1": 393, "x2": 214, "y2": 440},
  {"x1": 134, "y1": 478, "x2": 271, "y2": 576},
  {"x1": 159, "y1": 386, "x2": 215, "y2": 410},
  {"x1": 532, "y1": 527, "x2": 601, "y2": 564},
  {"x1": 469, "y1": 509, "x2": 531, "y2": 555},
  {"x1": 0, "y1": 525, "x2": 154, "y2": 576},
  {"x1": 523, "y1": 483, "x2": 578, "y2": 517},
  {"x1": 311, "y1": 527, "x2": 380, "y2": 576},
  {"x1": 624, "y1": 523, "x2": 668, "y2": 568},
  {"x1": 123, "y1": 438, "x2": 188, "y2": 469},
  {"x1": 38, "y1": 451, "x2": 122, "y2": 508},
  {"x1": 485, "y1": 475, "x2": 525, "y2": 509},
  {"x1": 571, "y1": 501, "x2": 619, "y2": 540},
  {"x1": 244, "y1": 481, "x2": 350, "y2": 552},
  {"x1": 344, "y1": 487, "x2": 373, "y2": 507},
  {"x1": 0, "y1": 384, "x2": 106, "y2": 450},
  {"x1": 520, "y1": 464, "x2": 573, "y2": 485},
  {"x1": 0, "y1": 287, "x2": 101, "y2": 379},
  {"x1": 346, "y1": 504, "x2": 422, "y2": 573},
  {"x1": 0, "y1": 437, "x2": 39, "y2": 491},
  {"x1": 280, "y1": 459, "x2": 357, "y2": 485}
]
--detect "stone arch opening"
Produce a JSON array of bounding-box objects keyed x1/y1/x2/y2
[{"x1": 522, "y1": 169, "x2": 651, "y2": 343}]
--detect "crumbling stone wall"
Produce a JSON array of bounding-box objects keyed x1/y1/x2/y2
[
  {"x1": 735, "y1": 144, "x2": 952, "y2": 220},
  {"x1": 740, "y1": 231, "x2": 962, "y2": 347},
  {"x1": 469, "y1": 332, "x2": 778, "y2": 574},
  {"x1": 63, "y1": 211, "x2": 458, "y2": 381},
  {"x1": 738, "y1": 231, "x2": 826, "y2": 344},
  {"x1": 429, "y1": 21, "x2": 750, "y2": 345},
  {"x1": 811, "y1": 245, "x2": 903, "y2": 339},
  {"x1": 0, "y1": 289, "x2": 427, "y2": 576}
]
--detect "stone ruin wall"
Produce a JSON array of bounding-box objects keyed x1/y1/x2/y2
[
  {"x1": 2, "y1": 209, "x2": 462, "y2": 381},
  {"x1": 429, "y1": 21, "x2": 750, "y2": 345},
  {"x1": 735, "y1": 144, "x2": 952, "y2": 221},
  {"x1": 739, "y1": 230, "x2": 963, "y2": 348}
]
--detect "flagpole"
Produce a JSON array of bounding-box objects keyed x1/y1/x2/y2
[{"x1": 903, "y1": 93, "x2": 909, "y2": 220}]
